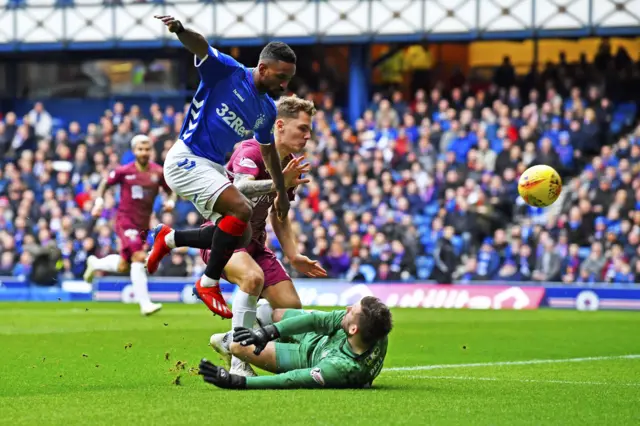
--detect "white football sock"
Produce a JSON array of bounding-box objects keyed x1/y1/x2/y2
[
  {"x1": 200, "y1": 274, "x2": 219, "y2": 288},
  {"x1": 130, "y1": 262, "x2": 152, "y2": 307},
  {"x1": 92, "y1": 254, "x2": 121, "y2": 273},
  {"x1": 231, "y1": 290, "x2": 258, "y2": 369},
  {"x1": 164, "y1": 229, "x2": 176, "y2": 249},
  {"x1": 256, "y1": 299, "x2": 274, "y2": 326}
]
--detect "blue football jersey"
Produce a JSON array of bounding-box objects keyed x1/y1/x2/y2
[{"x1": 179, "y1": 45, "x2": 277, "y2": 164}]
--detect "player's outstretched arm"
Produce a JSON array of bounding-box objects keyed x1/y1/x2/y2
[
  {"x1": 154, "y1": 15, "x2": 208, "y2": 59},
  {"x1": 233, "y1": 156, "x2": 310, "y2": 199},
  {"x1": 234, "y1": 174, "x2": 276, "y2": 199},
  {"x1": 198, "y1": 359, "x2": 342, "y2": 390},
  {"x1": 245, "y1": 364, "x2": 343, "y2": 389},
  {"x1": 269, "y1": 210, "x2": 327, "y2": 278}
]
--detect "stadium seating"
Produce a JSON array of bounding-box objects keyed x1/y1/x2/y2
[{"x1": 1, "y1": 54, "x2": 639, "y2": 285}]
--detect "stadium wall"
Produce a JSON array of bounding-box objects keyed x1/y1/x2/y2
[
  {"x1": 1, "y1": 277, "x2": 639, "y2": 312},
  {"x1": 1, "y1": 0, "x2": 639, "y2": 51}
]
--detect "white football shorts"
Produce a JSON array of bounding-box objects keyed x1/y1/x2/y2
[{"x1": 164, "y1": 139, "x2": 231, "y2": 221}]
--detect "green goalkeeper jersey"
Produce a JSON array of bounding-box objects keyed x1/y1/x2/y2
[{"x1": 245, "y1": 310, "x2": 388, "y2": 390}]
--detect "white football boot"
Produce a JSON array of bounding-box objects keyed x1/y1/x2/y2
[
  {"x1": 141, "y1": 303, "x2": 163, "y2": 317},
  {"x1": 210, "y1": 332, "x2": 232, "y2": 367}
]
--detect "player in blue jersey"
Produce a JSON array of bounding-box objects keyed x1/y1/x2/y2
[{"x1": 148, "y1": 15, "x2": 296, "y2": 318}]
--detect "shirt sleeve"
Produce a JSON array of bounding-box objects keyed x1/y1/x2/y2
[
  {"x1": 106, "y1": 168, "x2": 122, "y2": 186},
  {"x1": 254, "y1": 100, "x2": 277, "y2": 146},
  {"x1": 275, "y1": 310, "x2": 345, "y2": 337},
  {"x1": 195, "y1": 45, "x2": 243, "y2": 87},
  {"x1": 245, "y1": 361, "x2": 345, "y2": 389},
  {"x1": 230, "y1": 145, "x2": 265, "y2": 179}
]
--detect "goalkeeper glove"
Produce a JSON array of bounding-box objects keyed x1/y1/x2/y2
[
  {"x1": 198, "y1": 359, "x2": 246, "y2": 390},
  {"x1": 233, "y1": 325, "x2": 280, "y2": 355}
]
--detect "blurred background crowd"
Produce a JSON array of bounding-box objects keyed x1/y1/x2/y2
[{"x1": 0, "y1": 41, "x2": 639, "y2": 285}]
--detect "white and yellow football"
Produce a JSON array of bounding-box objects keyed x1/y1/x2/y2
[{"x1": 518, "y1": 165, "x2": 563, "y2": 208}]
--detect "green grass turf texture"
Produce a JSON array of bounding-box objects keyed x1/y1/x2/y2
[{"x1": 0, "y1": 303, "x2": 639, "y2": 425}]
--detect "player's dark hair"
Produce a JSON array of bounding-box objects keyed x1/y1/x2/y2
[
  {"x1": 358, "y1": 296, "x2": 393, "y2": 346},
  {"x1": 259, "y1": 41, "x2": 297, "y2": 64}
]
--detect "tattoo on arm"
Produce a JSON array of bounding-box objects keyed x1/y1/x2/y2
[{"x1": 234, "y1": 173, "x2": 275, "y2": 199}]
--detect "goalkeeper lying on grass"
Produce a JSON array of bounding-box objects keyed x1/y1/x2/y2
[{"x1": 198, "y1": 296, "x2": 393, "y2": 389}]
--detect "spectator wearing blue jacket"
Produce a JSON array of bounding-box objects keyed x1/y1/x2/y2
[
  {"x1": 476, "y1": 238, "x2": 501, "y2": 279},
  {"x1": 555, "y1": 131, "x2": 575, "y2": 174}
]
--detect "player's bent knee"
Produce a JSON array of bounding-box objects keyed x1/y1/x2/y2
[
  {"x1": 230, "y1": 198, "x2": 252, "y2": 222},
  {"x1": 239, "y1": 270, "x2": 265, "y2": 296}
]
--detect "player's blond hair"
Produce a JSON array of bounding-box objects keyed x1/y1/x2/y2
[{"x1": 276, "y1": 96, "x2": 316, "y2": 119}]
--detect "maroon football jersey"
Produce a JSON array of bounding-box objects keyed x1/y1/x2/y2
[
  {"x1": 226, "y1": 139, "x2": 295, "y2": 245},
  {"x1": 107, "y1": 162, "x2": 170, "y2": 231}
]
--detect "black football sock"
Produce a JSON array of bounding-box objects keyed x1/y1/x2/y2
[
  {"x1": 174, "y1": 226, "x2": 216, "y2": 249},
  {"x1": 203, "y1": 216, "x2": 248, "y2": 281}
]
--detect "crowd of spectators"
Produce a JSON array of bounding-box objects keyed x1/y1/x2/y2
[{"x1": 0, "y1": 44, "x2": 639, "y2": 285}]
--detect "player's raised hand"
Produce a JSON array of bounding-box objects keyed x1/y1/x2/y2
[
  {"x1": 274, "y1": 192, "x2": 290, "y2": 222},
  {"x1": 154, "y1": 15, "x2": 184, "y2": 33},
  {"x1": 291, "y1": 254, "x2": 328, "y2": 278},
  {"x1": 282, "y1": 156, "x2": 311, "y2": 188}
]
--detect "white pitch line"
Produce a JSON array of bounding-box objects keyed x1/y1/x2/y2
[
  {"x1": 384, "y1": 354, "x2": 640, "y2": 372},
  {"x1": 403, "y1": 375, "x2": 640, "y2": 387}
]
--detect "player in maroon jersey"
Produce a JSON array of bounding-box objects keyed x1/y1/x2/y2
[
  {"x1": 146, "y1": 97, "x2": 326, "y2": 362},
  {"x1": 84, "y1": 134, "x2": 176, "y2": 316}
]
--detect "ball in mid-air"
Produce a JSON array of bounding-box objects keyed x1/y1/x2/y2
[{"x1": 518, "y1": 165, "x2": 562, "y2": 208}]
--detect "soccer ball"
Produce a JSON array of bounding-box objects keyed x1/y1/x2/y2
[{"x1": 518, "y1": 165, "x2": 562, "y2": 208}]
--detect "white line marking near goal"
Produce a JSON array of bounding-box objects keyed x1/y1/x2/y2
[
  {"x1": 403, "y1": 375, "x2": 640, "y2": 387},
  {"x1": 384, "y1": 354, "x2": 640, "y2": 372}
]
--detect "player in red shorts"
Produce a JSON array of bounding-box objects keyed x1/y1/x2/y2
[
  {"x1": 84, "y1": 134, "x2": 176, "y2": 316},
  {"x1": 147, "y1": 97, "x2": 326, "y2": 373}
]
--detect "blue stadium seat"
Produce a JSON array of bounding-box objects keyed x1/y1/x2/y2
[
  {"x1": 175, "y1": 200, "x2": 197, "y2": 224},
  {"x1": 416, "y1": 256, "x2": 434, "y2": 280},
  {"x1": 418, "y1": 224, "x2": 430, "y2": 236},
  {"x1": 451, "y1": 235, "x2": 463, "y2": 256},
  {"x1": 423, "y1": 203, "x2": 439, "y2": 217},
  {"x1": 578, "y1": 247, "x2": 591, "y2": 260},
  {"x1": 358, "y1": 264, "x2": 376, "y2": 283},
  {"x1": 51, "y1": 117, "x2": 66, "y2": 135}
]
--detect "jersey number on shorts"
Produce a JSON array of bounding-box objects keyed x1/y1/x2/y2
[
  {"x1": 131, "y1": 185, "x2": 144, "y2": 200},
  {"x1": 177, "y1": 158, "x2": 196, "y2": 171},
  {"x1": 216, "y1": 103, "x2": 248, "y2": 137}
]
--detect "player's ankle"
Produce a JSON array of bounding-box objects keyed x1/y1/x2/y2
[{"x1": 200, "y1": 274, "x2": 219, "y2": 288}]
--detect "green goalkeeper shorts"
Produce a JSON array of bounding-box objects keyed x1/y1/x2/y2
[{"x1": 274, "y1": 309, "x2": 319, "y2": 373}]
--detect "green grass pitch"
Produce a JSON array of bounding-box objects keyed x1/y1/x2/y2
[{"x1": 1, "y1": 303, "x2": 639, "y2": 425}]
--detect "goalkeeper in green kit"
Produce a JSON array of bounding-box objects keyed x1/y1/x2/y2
[{"x1": 198, "y1": 296, "x2": 393, "y2": 389}]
